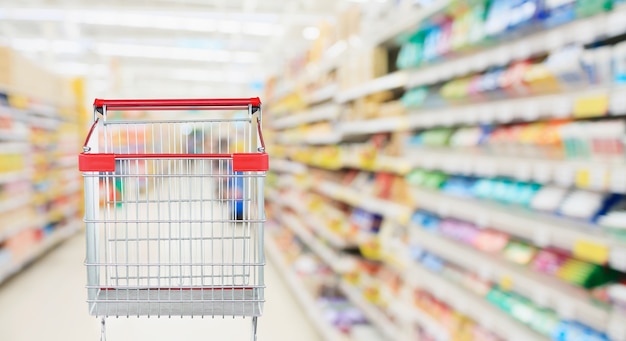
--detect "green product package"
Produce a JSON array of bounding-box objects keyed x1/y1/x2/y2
[
  {"x1": 406, "y1": 169, "x2": 428, "y2": 186},
  {"x1": 401, "y1": 87, "x2": 429, "y2": 108},
  {"x1": 529, "y1": 308, "x2": 560, "y2": 336},
  {"x1": 396, "y1": 31, "x2": 425, "y2": 69},
  {"x1": 503, "y1": 241, "x2": 538, "y2": 265},
  {"x1": 424, "y1": 171, "x2": 449, "y2": 189},
  {"x1": 575, "y1": 0, "x2": 613, "y2": 18},
  {"x1": 472, "y1": 178, "x2": 496, "y2": 199}
]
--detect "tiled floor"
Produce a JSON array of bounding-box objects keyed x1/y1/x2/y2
[{"x1": 0, "y1": 232, "x2": 321, "y2": 341}]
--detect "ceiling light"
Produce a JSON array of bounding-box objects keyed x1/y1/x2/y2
[
  {"x1": 94, "y1": 42, "x2": 259, "y2": 64},
  {"x1": 9, "y1": 38, "x2": 85, "y2": 55},
  {"x1": 302, "y1": 26, "x2": 320, "y2": 40},
  {"x1": 0, "y1": 8, "x2": 281, "y2": 36}
]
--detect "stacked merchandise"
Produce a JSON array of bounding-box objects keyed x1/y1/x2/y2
[
  {"x1": 266, "y1": 0, "x2": 626, "y2": 340},
  {"x1": 0, "y1": 47, "x2": 82, "y2": 284}
]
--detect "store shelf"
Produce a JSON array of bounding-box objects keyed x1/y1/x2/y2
[
  {"x1": 0, "y1": 194, "x2": 31, "y2": 215},
  {"x1": 317, "y1": 180, "x2": 412, "y2": 224},
  {"x1": 0, "y1": 142, "x2": 29, "y2": 153},
  {"x1": 407, "y1": 86, "x2": 626, "y2": 128},
  {"x1": 0, "y1": 171, "x2": 31, "y2": 184},
  {"x1": 56, "y1": 155, "x2": 78, "y2": 168},
  {"x1": 0, "y1": 219, "x2": 82, "y2": 284},
  {"x1": 367, "y1": 0, "x2": 451, "y2": 47},
  {"x1": 277, "y1": 131, "x2": 342, "y2": 145},
  {"x1": 281, "y1": 198, "x2": 356, "y2": 250},
  {"x1": 339, "y1": 116, "x2": 408, "y2": 136},
  {"x1": 389, "y1": 259, "x2": 549, "y2": 341},
  {"x1": 0, "y1": 216, "x2": 46, "y2": 244},
  {"x1": 406, "y1": 148, "x2": 626, "y2": 192},
  {"x1": 307, "y1": 84, "x2": 338, "y2": 105},
  {"x1": 409, "y1": 187, "x2": 626, "y2": 271},
  {"x1": 339, "y1": 281, "x2": 401, "y2": 341},
  {"x1": 272, "y1": 103, "x2": 340, "y2": 130},
  {"x1": 265, "y1": 236, "x2": 350, "y2": 341},
  {"x1": 336, "y1": 71, "x2": 408, "y2": 104},
  {"x1": 0, "y1": 129, "x2": 28, "y2": 141},
  {"x1": 279, "y1": 212, "x2": 354, "y2": 273},
  {"x1": 405, "y1": 8, "x2": 626, "y2": 89},
  {"x1": 387, "y1": 297, "x2": 449, "y2": 341},
  {"x1": 270, "y1": 159, "x2": 308, "y2": 175},
  {"x1": 408, "y1": 225, "x2": 623, "y2": 337}
]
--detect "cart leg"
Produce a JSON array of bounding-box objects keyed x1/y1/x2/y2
[
  {"x1": 100, "y1": 318, "x2": 106, "y2": 341},
  {"x1": 251, "y1": 317, "x2": 258, "y2": 341}
]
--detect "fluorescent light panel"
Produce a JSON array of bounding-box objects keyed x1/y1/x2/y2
[
  {"x1": 8, "y1": 38, "x2": 260, "y2": 64},
  {"x1": 0, "y1": 8, "x2": 281, "y2": 36}
]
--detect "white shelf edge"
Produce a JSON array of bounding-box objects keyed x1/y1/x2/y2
[
  {"x1": 336, "y1": 71, "x2": 408, "y2": 104},
  {"x1": 406, "y1": 147, "x2": 626, "y2": 192},
  {"x1": 307, "y1": 84, "x2": 339, "y2": 105},
  {"x1": 389, "y1": 260, "x2": 549, "y2": 341},
  {"x1": 0, "y1": 194, "x2": 31, "y2": 215},
  {"x1": 280, "y1": 212, "x2": 353, "y2": 273},
  {"x1": 408, "y1": 225, "x2": 613, "y2": 334},
  {"x1": 264, "y1": 237, "x2": 350, "y2": 341},
  {"x1": 317, "y1": 180, "x2": 412, "y2": 223},
  {"x1": 406, "y1": 86, "x2": 621, "y2": 129},
  {"x1": 409, "y1": 187, "x2": 626, "y2": 271},
  {"x1": 339, "y1": 116, "x2": 407, "y2": 136},
  {"x1": 272, "y1": 103, "x2": 340, "y2": 130},
  {"x1": 0, "y1": 129, "x2": 29, "y2": 142},
  {"x1": 270, "y1": 159, "x2": 308, "y2": 174},
  {"x1": 339, "y1": 281, "x2": 400, "y2": 341},
  {"x1": 284, "y1": 199, "x2": 352, "y2": 250},
  {"x1": 0, "y1": 170, "x2": 30, "y2": 184}
]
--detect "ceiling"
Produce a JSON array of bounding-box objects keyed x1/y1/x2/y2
[{"x1": 0, "y1": 0, "x2": 359, "y2": 98}]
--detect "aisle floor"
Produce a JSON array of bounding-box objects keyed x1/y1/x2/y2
[{"x1": 0, "y1": 232, "x2": 322, "y2": 341}]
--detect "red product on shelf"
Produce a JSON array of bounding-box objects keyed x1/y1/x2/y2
[{"x1": 530, "y1": 247, "x2": 570, "y2": 276}]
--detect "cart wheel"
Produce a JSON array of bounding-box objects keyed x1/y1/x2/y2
[
  {"x1": 100, "y1": 318, "x2": 106, "y2": 341},
  {"x1": 251, "y1": 316, "x2": 258, "y2": 341}
]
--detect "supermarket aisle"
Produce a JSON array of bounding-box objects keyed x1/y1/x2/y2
[{"x1": 0, "y1": 233, "x2": 321, "y2": 341}]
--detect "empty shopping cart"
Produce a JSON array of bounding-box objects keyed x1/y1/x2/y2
[{"x1": 79, "y1": 98, "x2": 268, "y2": 340}]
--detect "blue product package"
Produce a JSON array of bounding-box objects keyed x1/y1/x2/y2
[
  {"x1": 492, "y1": 179, "x2": 514, "y2": 203},
  {"x1": 441, "y1": 176, "x2": 477, "y2": 198},
  {"x1": 472, "y1": 178, "x2": 496, "y2": 199},
  {"x1": 541, "y1": 0, "x2": 577, "y2": 28},
  {"x1": 229, "y1": 170, "x2": 245, "y2": 219},
  {"x1": 423, "y1": 26, "x2": 442, "y2": 63},
  {"x1": 410, "y1": 244, "x2": 427, "y2": 261},
  {"x1": 411, "y1": 210, "x2": 441, "y2": 231},
  {"x1": 421, "y1": 252, "x2": 445, "y2": 272},
  {"x1": 485, "y1": 0, "x2": 513, "y2": 38},
  {"x1": 507, "y1": 0, "x2": 542, "y2": 33}
]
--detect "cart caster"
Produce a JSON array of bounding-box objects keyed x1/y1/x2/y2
[
  {"x1": 251, "y1": 316, "x2": 258, "y2": 341},
  {"x1": 100, "y1": 318, "x2": 106, "y2": 341}
]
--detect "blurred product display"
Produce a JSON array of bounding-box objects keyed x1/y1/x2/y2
[
  {"x1": 266, "y1": 0, "x2": 626, "y2": 340},
  {"x1": 0, "y1": 47, "x2": 83, "y2": 285}
]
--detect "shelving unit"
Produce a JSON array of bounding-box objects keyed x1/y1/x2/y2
[
  {"x1": 265, "y1": 236, "x2": 350, "y2": 341},
  {"x1": 266, "y1": 1, "x2": 626, "y2": 340},
  {"x1": 0, "y1": 47, "x2": 84, "y2": 285}
]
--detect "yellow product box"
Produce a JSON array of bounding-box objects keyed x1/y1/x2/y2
[
  {"x1": 523, "y1": 64, "x2": 561, "y2": 94},
  {"x1": 378, "y1": 100, "x2": 406, "y2": 118}
]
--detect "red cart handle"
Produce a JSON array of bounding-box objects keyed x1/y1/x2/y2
[{"x1": 94, "y1": 97, "x2": 261, "y2": 110}]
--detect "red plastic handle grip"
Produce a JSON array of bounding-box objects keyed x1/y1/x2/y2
[{"x1": 94, "y1": 97, "x2": 261, "y2": 109}]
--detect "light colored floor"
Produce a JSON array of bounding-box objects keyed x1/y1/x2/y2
[{"x1": 0, "y1": 232, "x2": 322, "y2": 341}]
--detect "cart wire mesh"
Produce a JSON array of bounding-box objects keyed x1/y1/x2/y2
[{"x1": 80, "y1": 100, "x2": 266, "y2": 319}]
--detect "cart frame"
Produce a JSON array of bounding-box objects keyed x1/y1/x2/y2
[{"x1": 79, "y1": 98, "x2": 268, "y2": 341}]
